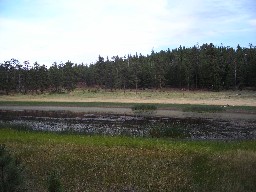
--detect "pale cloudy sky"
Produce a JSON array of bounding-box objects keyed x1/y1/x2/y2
[{"x1": 0, "y1": 0, "x2": 256, "y2": 66}]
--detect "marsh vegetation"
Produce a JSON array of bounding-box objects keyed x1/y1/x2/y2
[
  {"x1": 0, "y1": 89, "x2": 255, "y2": 191},
  {"x1": 0, "y1": 129, "x2": 256, "y2": 191},
  {"x1": 1, "y1": 110, "x2": 255, "y2": 140}
]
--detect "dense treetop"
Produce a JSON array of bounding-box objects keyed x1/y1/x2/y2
[{"x1": 1, "y1": 43, "x2": 255, "y2": 94}]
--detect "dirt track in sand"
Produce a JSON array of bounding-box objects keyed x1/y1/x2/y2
[
  {"x1": 0, "y1": 105, "x2": 256, "y2": 121},
  {"x1": 2, "y1": 97, "x2": 256, "y2": 106}
]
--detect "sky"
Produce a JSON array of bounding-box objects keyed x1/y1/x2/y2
[{"x1": 0, "y1": 0, "x2": 256, "y2": 66}]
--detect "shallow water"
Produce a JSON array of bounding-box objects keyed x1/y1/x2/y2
[{"x1": 0, "y1": 110, "x2": 255, "y2": 140}]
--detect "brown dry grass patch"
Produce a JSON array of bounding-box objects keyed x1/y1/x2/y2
[{"x1": 1, "y1": 89, "x2": 256, "y2": 106}]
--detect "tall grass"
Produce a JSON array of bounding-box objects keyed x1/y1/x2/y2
[{"x1": 0, "y1": 129, "x2": 256, "y2": 191}]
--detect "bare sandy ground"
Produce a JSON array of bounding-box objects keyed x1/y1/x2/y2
[
  {"x1": 1, "y1": 105, "x2": 255, "y2": 121},
  {"x1": 1, "y1": 90, "x2": 256, "y2": 106},
  {"x1": 54, "y1": 98, "x2": 256, "y2": 106},
  {"x1": 2, "y1": 97, "x2": 256, "y2": 106},
  {"x1": 1, "y1": 90, "x2": 255, "y2": 121}
]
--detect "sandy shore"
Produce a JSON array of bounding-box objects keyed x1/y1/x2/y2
[{"x1": 1, "y1": 105, "x2": 256, "y2": 121}]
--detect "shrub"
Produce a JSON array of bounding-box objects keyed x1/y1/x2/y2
[
  {"x1": 149, "y1": 124, "x2": 187, "y2": 138},
  {"x1": 0, "y1": 122, "x2": 31, "y2": 132},
  {"x1": 48, "y1": 171, "x2": 63, "y2": 192},
  {"x1": 131, "y1": 104, "x2": 157, "y2": 116},
  {"x1": 0, "y1": 144, "x2": 24, "y2": 192}
]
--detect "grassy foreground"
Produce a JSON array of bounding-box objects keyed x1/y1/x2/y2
[{"x1": 1, "y1": 128, "x2": 256, "y2": 191}]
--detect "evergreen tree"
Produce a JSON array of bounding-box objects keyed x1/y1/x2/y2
[
  {"x1": 49, "y1": 62, "x2": 63, "y2": 92},
  {"x1": 1, "y1": 43, "x2": 256, "y2": 93},
  {"x1": 63, "y1": 61, "x2": 76, "y2": 92}
]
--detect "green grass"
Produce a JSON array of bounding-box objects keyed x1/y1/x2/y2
[
  {"x1": 183, "y1": 105, "x2": 226, "y2": 113},
  {"x1": 1, "y1": 128, "x2": 256, "y2": 191},
  {"x1": 131, "y1": 104, "x2": 158, "y2": 111}
]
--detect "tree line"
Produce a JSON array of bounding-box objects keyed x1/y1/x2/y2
[{"x1": 1, "y1": 43, "x2": 256, "y2": 94}]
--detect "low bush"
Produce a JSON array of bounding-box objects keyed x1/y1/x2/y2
[
  {"x1": 48, "y1": 171, "x2": 63, "y2": 192},
  {"x1": 131, "y1": 104, "x2": 157, "y2": 116},
  {"x1": 0, "y1": 144, "x2": 24, "y2": 192},
  {"x1": 149, "y1": 123, "x2": 188, "y2": 138},
  {"x1": 0, "y1": 122, "x2": 31, "y2": 132},
  {"x1": 131, "y1": 104, "x2": 157, "y2": 111}
]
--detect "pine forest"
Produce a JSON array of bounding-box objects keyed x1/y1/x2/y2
[{"x1": 1, "y1": 43, "x2": 256, "y2": 94}]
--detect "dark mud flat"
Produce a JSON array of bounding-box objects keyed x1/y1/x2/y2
[{"x1": 0, "y1": 110, "x2": 256, "y2": 140}]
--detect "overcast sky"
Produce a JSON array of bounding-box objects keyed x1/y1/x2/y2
[{"x1": 0, "y1": 0, "x2": 256, "y2": 66}]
